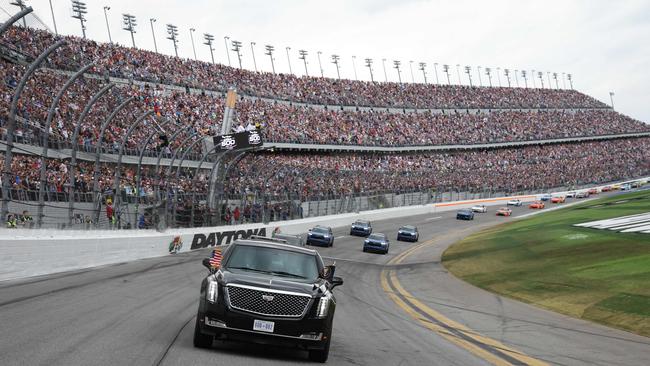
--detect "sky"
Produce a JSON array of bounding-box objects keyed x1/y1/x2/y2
[{"x1": 2, "y1": 0, "x2": 649, "y2": 122}]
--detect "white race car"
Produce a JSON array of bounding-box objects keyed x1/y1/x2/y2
[
  {"x1": 566, "y1": 191, "x2": 576, "y2": 198},
  {"x1": 471, "y1": 205, "x2": 488, "y2": 213},
  {"x1": 507, "y1": 199, "x2": 523, "y2": 206}
]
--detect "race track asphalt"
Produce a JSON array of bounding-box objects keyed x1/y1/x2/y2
[{"x1": 1, "y1": 196, "x2": 648, "y2": 366}]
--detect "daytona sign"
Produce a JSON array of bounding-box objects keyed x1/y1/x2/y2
[{"x1": 190, "y1": 227, "x2": 267, "y2": 249}]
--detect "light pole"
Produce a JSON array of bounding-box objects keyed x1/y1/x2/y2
[
  {"x1": 331, "y1": 54, "x2": 340, "y2": 79},
  {"x1": 538, "y1": 71, "x2": 544, "y2": 88},
  {"x1": 562, "y1": 72, "x2": 567, "y2": 89},
  {"x1": 514, "y1": 69, "x2": 520, "y2": 87},
  {"x1": 464, "y1": 65, "x2": 472, "y2": 87},
  {"x1": 609, "y1": 91, "x2": 615, "y2": 110},
  {"x1": 504, "y1": 68, "x2": 511, "y2": 87},
  {"x1": 166, "y1": 24, "x2": 179, "y2": 57},
  {"x1": 149, "y1": 18, "x2": 158, "y2": 52},
  {"x1": 299, "y1": 49, "x2": 308, "y2": 76},
  {"x1": 352, "y1": 55, "x2": 358, "y2": 80},
  {"x1": 250, "y1": 42, "x2": 258, "y2": 72},
  {"x1": 317, "y1": 51, "x2": 324, "y2": 77},
  {"x1": 477, "y1": 66, "x2": 483, "y2": 86},
  {"x1": 393, "y1": 60, "x2": 402, "y2": 84},
  {"x1": 10, "y1": 0, "x2": 28, "y2": 28},
  {"x1": 223, "y1": 36, "x2": 231, "y2": 66},
  {"x1": 382, "y1": 58, "x2": 388, "y2": 82},
  {"x1": 409, "y1": 60, "x2": 415, "y2": 83},
  {"x1": 418, "y1": 62, "x2": 427, "y2": 84},
  {"x1": 189, "y1": 28, "x2": 197, "y2": 60},
  {"x1": 48, "y1": 0, "x2": 58, "y2": 35},
  {"x1": 443, "y1": 64, "x2": 451, "y2": 85},
  {"x1": 567, "y1": 73, "x2": 573, "y2": 89},
  {"x1": 455, "y1": 64, "x2": 461, "y2": 85},
  {"x1": 204, "y1": 33, "x2": 215, "y2": 64},
  {"x1": 103, "y1": 6, "x2": 112, "y2": 43},
  {"x1": 522, "y1": 70, "x2": 528, "y2": 88},
  {"x1": 265, "y1": 45, "x2": 275, "y2": 73},
  {"x1": 122, "y1": 13, "x2": 137, "y2": 48},
  {"x1": 433, "y1": 63, "x2": 439, "y2": 84},
  {"x1": 71, "y1": 0, "x2": 87, "y2": 38},
  {"x1": 365, "y1": 58, "x2": 374, "y2": 82},
  {"x1": 231, "y1": 40, "x2": 243, "y2": 69},
  {"x1": 496, "y1": 67, "x2": 502, "y2": 87},
  {"x1": 485, "y1": 67, "x2": 492, "y2": 87},
  {"x1": 546, "y1": 71, "x2": 551, "y2": 89},
  {"x1": 285, "y1": 46, "x2": 292, "y2": 74},
  {"x1": 553, "y1": 72, "x2": 559, "y2": 89},
  {"x1": 531, "y1": 69, "x2": 536, "y2": 88}
]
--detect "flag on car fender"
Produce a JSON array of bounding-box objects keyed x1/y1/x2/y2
[{"x1": 209, "y1": 247, "x2": 222, "y2": 268}]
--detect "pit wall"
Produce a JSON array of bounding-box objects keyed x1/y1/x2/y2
[{"x1": 1, "y1": 178, "x2": 646, "y2": 282}]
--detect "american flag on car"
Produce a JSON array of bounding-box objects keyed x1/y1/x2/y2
[{"x1": 209, "y1": 247, "x2": 223, "y2": 268}]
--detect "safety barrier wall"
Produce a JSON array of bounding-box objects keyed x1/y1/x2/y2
[{"x1": 1, "y1": 177, "x2": 647, "y2": 282}]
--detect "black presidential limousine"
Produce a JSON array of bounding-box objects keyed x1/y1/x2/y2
[{"x1": 193, "y1": 237, "x2": 343, "y2": 363}]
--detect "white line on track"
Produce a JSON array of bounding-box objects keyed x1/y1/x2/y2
[
  {"x1": 335, "y1": 235, "x2": 349, "y2": 239},
  {"x1": 425, "y1": 216, "x2": 443, "y2": 221}
]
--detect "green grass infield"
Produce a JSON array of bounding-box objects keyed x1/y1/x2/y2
[{"x1": 442, "y1": 190, "x2": 650, "y2": 336}]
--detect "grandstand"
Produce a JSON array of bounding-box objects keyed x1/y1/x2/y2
[{"x1": 1, "y1": 15, "x2": 649, "y2": 230}]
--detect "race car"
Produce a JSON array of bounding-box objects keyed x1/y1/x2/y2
[
  {"x1": 363, "y1": 233, "x2": 390, "y2": 254},
  {"x1": 540, "y1": 194, "x2": 552, "y2": 201},
  {"x1": 350, "y1": 220, "x2": 372, "y2": 237},
  {"x1": 576, "y1": 191, "x2": 590, "y2": 198},
  {"x1": 396, "y1": 225, "x2": 419, "y2": 242},
  {"x1": 456, "y1": 209, "x2": 475, "y2": 220},
  {"x1": 496, "y1": 207, "x2": 512, "y2": 216},
  {"x1": 551, "y1": 196, "x2": 566, "y2": 203},
  {"x1": 507, "y1": 199, "x2": 523, "y2": 206},
  {"x1": 588, "y1": 188, "x2": 598, "y2": 195},
  {"x1": 529, "y1": 201, "x2": 545, "y2": 209},
  {"x1": 601, "y1": 186, "x2": 612, "y2": 192},
  {"x1": 566, "y1": 191, "x2": 576, "y2": 198},
  {"x1": 471, "y1": 205, "x2": 487, "y2": 213}
]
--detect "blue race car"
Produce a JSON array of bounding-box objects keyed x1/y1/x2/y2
[
  {"x1": 397, "y1": 225, "x2": 419, "y2": 242},
  {"x1": 363, "y1": 233, "x2": 390, "y2": 254},
  {"x1": 456, "y1": 209, "x2": 475, "y2": 220},
  {"x1": 350, "y1": 220, "x2": 372, "y2": 237},
  {"x1": 306, "y1": 225, "x2": 334, "y2": 247}
]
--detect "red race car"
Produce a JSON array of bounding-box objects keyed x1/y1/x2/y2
[
  {"x1": 529, "y1": 201, "x2": 545, "y2": 209},
  {"x1": 588, "y1": 188, "x2": 598, "y2": 195},
  {"x1": 496, "y1": 207, "x2": 512, "y2": 216},
  {"x1": 551, "y1": 196, "x2": 566, "y2": 203}
]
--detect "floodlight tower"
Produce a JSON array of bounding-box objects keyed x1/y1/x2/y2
[
  {"x1": 485, "y1": 67, "x2": 493, "y2": 87},
  {"x1": 299, "y1": 49, "x2": 309, "y2": 76},
  {"x1": 103, "y1": 6, "x2": 112, "y2": 43},
  {"x1": 521, "y1": 70, "x2": 528, "y2": 88},
  {"x1": 443, "y1": 64, "x2": 451, "y2": 85},
  {"x1": 393, "y1": 60, "x2": 402, "y2": 84},
  {"x1": 418, "y1": 62, "x2": 427, "y2": 84},
  {"x1": 204, "y1": 33, "x2": 215, "y2": 64},
  {"x1": 71, "y1": 0, "x2": 88, "y2": 38},
  {"x1": 504, "y1": 68, "x2": 511, "y2": 87},
  {"x1": 331, "y1": 54, "x2": 341, "y2": 79},
  {"x1": 363, "y1": 58, "x2": 374, "y2": 82},
  {"x1": 231, "y1": 40, "x2": 243, "y2": 69},
  {"x1": 567, "y1": 73, "x2": 573, "y2": 89},
  {"x1": 265, "y1": 45, "x2": 276, "y2": 74},
  {"x1": 122, "y1": 13, "x2": 137, "y2": 48},
  {"x1": 166, "y1": 24, "x2": 179, "y2": 57},
  {"x1": 538, "y1": 71, "x2": 544, "y2": 88},
  {"x1": 464, "y1": 65, "x2": 472, "y2": 87}
]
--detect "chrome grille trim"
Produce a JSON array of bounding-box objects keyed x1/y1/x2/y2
[{"x1": 226, "y1": 284, "x2": 312, "y2": 318}]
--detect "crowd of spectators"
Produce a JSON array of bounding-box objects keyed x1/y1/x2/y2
[
  {"x1": 225, "y1": 138, "x2": 650, "y2": 198},
  {"x1": 4, "y1": 138, "x2": 649, "y2": 202},
  {"x1": 2, "y1": 25, "x2": 610, "y2": 109},
  {"x1": 2, "y1": 61, "x2": 648, "y2": 152}
]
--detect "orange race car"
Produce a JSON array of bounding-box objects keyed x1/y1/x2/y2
[
  {"x1": 529, "y1": 201, "x2": 545, "y2": 209},
  {"x1": 496, "y1": 207, "x2": 512, "y2": 216},
  {"x1": 551, "y1": 196, "x2": 566, "y2": 203}
]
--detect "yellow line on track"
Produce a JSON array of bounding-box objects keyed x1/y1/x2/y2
[{"x1": 381, "y1": 235, "x2": 548, "y2": 366}]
